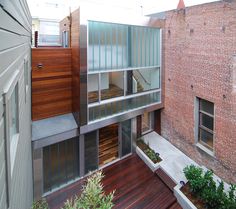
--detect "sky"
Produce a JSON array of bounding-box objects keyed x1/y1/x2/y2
[{"x1": 27, "y1": 0, "x2": 219, "y2": 20}]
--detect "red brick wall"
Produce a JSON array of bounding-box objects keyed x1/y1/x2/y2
[{"x1": 161, "y1": 1, "x2": 236, "y2": 183}]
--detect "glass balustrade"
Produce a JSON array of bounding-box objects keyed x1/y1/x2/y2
[{"x1": 89, "y1": 91, "x2": 160, "y2": 122}]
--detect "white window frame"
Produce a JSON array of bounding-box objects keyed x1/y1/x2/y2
[{"x1": 3, "y1": 69, "x2": 20, "y2": 176}]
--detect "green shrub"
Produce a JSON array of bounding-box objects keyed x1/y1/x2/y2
[
  {"x1": 63, "y1": 171, "x2": 115, "y2": 209},
  {"x1": 32, "y1": 198, "x2": 49, "y2": 209},
  {"x1": 202, "y1": 181, "x2": 227, "y2": 208},
  {"x1": 183, "y1": 165, "x2": 206, "y2": 195},
  {"x1": 183, "y1": 165, "x2": 236, "y2": 209}
]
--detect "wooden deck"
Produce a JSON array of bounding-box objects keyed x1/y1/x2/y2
[{"x1": 45, "y1": 155, "x2": 182, "y2": 209}]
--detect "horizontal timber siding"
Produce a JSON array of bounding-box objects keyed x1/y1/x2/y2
[{"x1": 32, "y1": 48, "x2": 72, "y2": 120}]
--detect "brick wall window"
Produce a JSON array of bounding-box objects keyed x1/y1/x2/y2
[{"x1": 198, "y1": 98, "x2": 214, "y2": 151}]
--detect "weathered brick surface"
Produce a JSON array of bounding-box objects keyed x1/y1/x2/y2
[{"x1": 161, "y1": 1, "x2": 236, "y2": 183}]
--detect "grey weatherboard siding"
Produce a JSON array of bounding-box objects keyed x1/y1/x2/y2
[{"x1": 0, "y1": 0, "x2": 33, "y2": 209}]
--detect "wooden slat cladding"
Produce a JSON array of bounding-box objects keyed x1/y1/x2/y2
[
  {"x1": 71, "y1": 9, "x2": 80, "y2": 123},
  {"x1": 32, "y1": 48, "x2": 72, "y2": 121}
]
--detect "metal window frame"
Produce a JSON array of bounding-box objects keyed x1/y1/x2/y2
[
  {"x1": 197, "y1": 98, "x2": 215, "y2": 152},
  {"x1": 79, "y1": 6, "x2": 163, "y2": 126}
]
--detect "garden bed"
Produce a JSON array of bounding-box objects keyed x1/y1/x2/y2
[
  {"x1": 174, "y1": 164, "x2": 236, "y2": 209},
  {"x1": 180, "y1": 183, "x2": 205, "y2": 209},
  {"x1": 136, "y1": 139, "x2": 162, "y2": 172}
]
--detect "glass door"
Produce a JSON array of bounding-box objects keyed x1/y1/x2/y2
[{"x1": 120, "y1": 119, "x2": 132, "y2": 157}]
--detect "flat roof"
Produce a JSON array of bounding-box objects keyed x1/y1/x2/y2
[{"x1": 32, "y1": 113, "x2": 78, "y2": 149}]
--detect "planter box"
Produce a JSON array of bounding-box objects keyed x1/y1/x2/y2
[
  {"x1": 136, "y1": 146, "x2": 160, "y2": 172},
  {"x1": 174, "y1": 185, "x2": 197, "y2": 209}
]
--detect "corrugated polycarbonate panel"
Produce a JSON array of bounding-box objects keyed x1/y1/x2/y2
[{"x1": 88, "y1": 21, "x2": 160, "y2": 72}]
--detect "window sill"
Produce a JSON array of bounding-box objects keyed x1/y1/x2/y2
[{"x1": 196, "y1": 143, "x2": 215, "y2": 158}]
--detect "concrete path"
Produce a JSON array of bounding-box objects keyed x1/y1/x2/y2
[
  {"x1": 142, "y1": 132, "x2": 198, "y2": 186},
  {"x1": 142, "y1": 131, "x2": 230, "y2": 190}
]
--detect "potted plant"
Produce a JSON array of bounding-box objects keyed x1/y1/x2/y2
[{"x1": 136, "y1": 138, "x2": 162, "y2": 172}]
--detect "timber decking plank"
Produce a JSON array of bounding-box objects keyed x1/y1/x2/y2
[{"x1": 46, "y1": 155, "x2": 180, "y2": 209}]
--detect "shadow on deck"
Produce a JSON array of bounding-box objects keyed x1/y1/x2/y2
[{"x1": 45, "y1": 154, "x2": 182, "y2": 209}]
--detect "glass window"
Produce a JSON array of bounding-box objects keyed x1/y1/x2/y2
[
  {"x1": 88, "y1": 74, "x2": 99, "y2": 104},
  {"x1": 9, "y1": 84, "x2": 19, "y2": 143},
  {"x1": 126, "y1": 67, "x2": 160, "y2": 95},
  {"x1": 121, "y1": 120, "x2": 132, "y2": 157},
  {"x1": 84, "y1": 131, "x2": 98, "y2": 174},
  {"x1": 141, "y1": 112, "x2": 153, "y2": 134},
  {"x1": 43, "y1": 138, "x2": 80, "y2": 193},
  {"x1": 89, "y1": 91, "x2": 160, "y2": 122},
  {"x1": 198, "y1": 98, "x2": 214, "y2": 151},
  {"x1": 200, "y1": 99, "x2": 214, "y2": 115},
  {"x1": 101, "y1": 72, "x2": 124, "y2": 101},
  {"x1": 88, "y1": 21, "x2": 160, "y2": 72}
]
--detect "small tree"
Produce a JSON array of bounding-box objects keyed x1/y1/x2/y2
[{"x1": 63, "y1": 171, "x2": 115, "y2": 209}]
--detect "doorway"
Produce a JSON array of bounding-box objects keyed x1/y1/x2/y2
[
  {"x1": 98, "y1": 120, "x2": 132, "y2": 167},
  {"x1": 99, "y1": 123, "x2": 119, "y2": 166}
]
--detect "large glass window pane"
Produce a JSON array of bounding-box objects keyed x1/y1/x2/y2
[
  {"x1": 199, "y1": 128, "x2": 213, "y2": 150},
  {"x1": 88, "y1": 74, "x2": 99, "y2": 103},
  {"x1": 200, "y1": 99, "x2": 214, "y2": 115},
  {"x1": 84, "y1": 131, "x2": 98, "y2": 174},
  {"x1": 141, "y1": 112, "x2": 153, "y2": 134},
  {"x1": 88, "y1": 21, "x2": 160, "y2": 71},
  {"x1": 50, "y1": 143, "x2": 60, "y2": 190},
  {"x1": 126, "y1": 68, "x2": 160, "y2": 95},
  {"x1": 89, "y1": 91, "x2": 160, "y2": 122},
  {"x1": 100, "y1": 72, "x2": 124, "y2": 100},
  {"x1": 200, "y1": 113, "x2": 214, "y2": 130},
  {"x1": 121, "y1": 120, "x2": 132, "y2": 157},
  {"x1": 43, "y1": 138, "x2": 79, "y2": 193},
  {"x1": 43, "y1": 146, "x2": 50, "y2": 193}
]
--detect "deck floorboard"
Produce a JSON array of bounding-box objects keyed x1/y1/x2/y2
[{"x1": 45, "y1": 154, "x2": 182, "y2": 209}]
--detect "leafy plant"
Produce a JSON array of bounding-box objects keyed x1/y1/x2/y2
[
  {"x1": 63, "y1": 171, "x2": 115, "y2": 209},
  {"x1": 32, "y1": 198, "x2": 49, "y2": 209},
  {"x1": 137, "y1": 139, "x2": 162, "y2": 163},
  {"x1": 183, "y1": 165, "x2": 236, "y2": 209},
  {"x1": 183, "y1": 165, "x2": 206, "y2": 196}
]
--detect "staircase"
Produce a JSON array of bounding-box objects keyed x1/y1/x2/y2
[
  {"x1": 133, "y1": 75, "x2": 144, "y2": 92},
  {"x1": 99, "y1": 124, "x2": 119, "y2": 166}
]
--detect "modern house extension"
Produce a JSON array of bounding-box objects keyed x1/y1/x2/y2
[
  {"x1": 1, "y1": 0, "x2": 236, "y2": 208},
  {"x1": 32, "y1": 6, "x2": 164, "y2": 198},
  {"x1": 32, "y1": 0, "x2": 236, "y2": 201}
]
